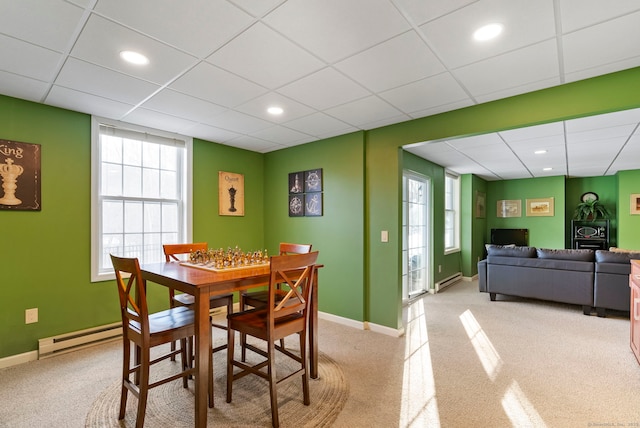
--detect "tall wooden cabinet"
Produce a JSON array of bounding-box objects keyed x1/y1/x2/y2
[{"x1": 631, "y1": 260, "x2": 640, "y2": 365}]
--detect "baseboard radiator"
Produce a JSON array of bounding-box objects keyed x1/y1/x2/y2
[
  {"x1": 435, "y1": 272, "x2": 462, "y2": 293},
  {"x1": 38, "y1": 322, "x2": 122, "y2": 359}
]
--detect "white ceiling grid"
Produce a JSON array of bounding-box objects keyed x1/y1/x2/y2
[{"x1": 0, "y1": 0, "x2": 639, "y2": 178}]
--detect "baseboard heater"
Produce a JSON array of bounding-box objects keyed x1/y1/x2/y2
[
  {"x1": 435, "y1": 272, "x2": 462, "y2": 293},
  {"x1": 38, "y1": 322, "x2": 122, "y2": 359}
]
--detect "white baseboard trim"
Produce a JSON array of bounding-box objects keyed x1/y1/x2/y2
[
  {"x1": 318, "y1": 311, "x2": 404, "y2": 337},
  {"x1": 318, "y1": 311, "x2": 363, "y2": 330},
  {"x1": 0, "y1": 350, "x2": 38, "y2": 369}
]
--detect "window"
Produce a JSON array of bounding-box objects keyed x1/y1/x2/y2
[
  {"x1": 91, "y1": 118, "x2": 192, "y2": 281},
  {"x1": 402, "y1": 171, "x2": 431, "y2": 300},
  {"x1": 444, "y1": 172, "x2": 460, "y2": 253}
]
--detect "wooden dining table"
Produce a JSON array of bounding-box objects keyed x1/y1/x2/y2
[{"x1": 140, "y1": 261, "x2": 321, "y2": 428}]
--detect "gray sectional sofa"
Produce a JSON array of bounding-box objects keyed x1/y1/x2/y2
[{"x1": 478, "y1": 245, "x2": 640, "y2": 317}]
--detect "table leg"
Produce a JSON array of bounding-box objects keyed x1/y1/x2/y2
[
  {"x1": 310, "y1": 269, "x2": 319, "y2": 379},
  {"x1": 194, "y1": 289, "x2": 210, "y2": 428}
]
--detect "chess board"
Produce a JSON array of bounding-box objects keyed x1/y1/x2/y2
[{"x1": 180, "y1": 261, "x2": 269, "y2": 272}]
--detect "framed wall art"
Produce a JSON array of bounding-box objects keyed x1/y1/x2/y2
[
  {"x1": 497, "y1": 199, "x2": 521, "y2": 218},
  {"x1": 526, "y1": 197, "x2": 554, "y2": 217},
  {"x1": 289, "y1": 168, "x2": 323, "y2": 217},
  {"x1": 631, "y1": 194, "x2": 640, "y2": 215},
  {"x1": 475, "y1": 191, "x2": 486, "y2": 219},
  {"x1": 218, "y1": 171, "x2": 244, "y2": 216},
  {"x1": 0, "y1": 139, "x2": 41, "y2": 211}
]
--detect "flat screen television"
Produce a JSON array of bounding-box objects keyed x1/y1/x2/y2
[{"x1": 491, "y1": 228, "x2": 528, "y2": 246}]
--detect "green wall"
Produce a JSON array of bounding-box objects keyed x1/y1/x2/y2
[
  {"x1": 486, "y1": 176, "x2": 566, "y2": 248},
  {"x1": 617, "y1": 170, "x2": 640, "y2": 250},
  {"x1": 3, "y1": 66, "x2": 640, "y2": 358},
  {"x1": 365, "y1": 67, "x2": 640, "y2": 330},
  {"x1": 0, "y1": 95, "x2": 268, "y2": 358},
  {"x1": 565, "y1": 176, "x2": 618, "y2": 247},
  {"x1": 263, "y1": 132, "x2": 365, "y2": 322}
]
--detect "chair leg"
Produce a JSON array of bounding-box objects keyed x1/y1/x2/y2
[
  {"x1": 180, "y1": 338, "x2": 189, "y2": 388},
  {"x1": 267, "y1": 340, "x2": 280, "y2": 428},
  {"x1": 136, "y1": 348, "x2": 151, "y2": 428},
  {"x1": 299, "y1": 332, "x2": 310, "y2": 405},
  {"x1": 119, "y1": 338, "x2": 130, "y2": 420},
  {"x1": 226, "y1": 327, "x2": 235, "y2": 403},
  {"x1": 209, "y1": 325, "x2": 214, "y2": 408}
]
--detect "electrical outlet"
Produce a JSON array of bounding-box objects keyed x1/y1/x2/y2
[
  {"x1": 25, "y1": 308, "x2": 38, "y2": 324},
  {"x1": 438, "y1": 265, "x2": 442, "y2": 273},
  {"x1": 381, "y1": 230, "x2": 389, "y2": 242}
]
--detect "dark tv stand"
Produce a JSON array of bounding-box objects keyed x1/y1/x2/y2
[{"x1": 571, "y1": 220, "x2": 609, "y2": 250}]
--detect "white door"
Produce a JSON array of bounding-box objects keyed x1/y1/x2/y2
[{"x1": 402, "y1": 172, "x2": 430, "y2": 300}]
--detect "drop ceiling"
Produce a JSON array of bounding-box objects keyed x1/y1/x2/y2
[{"x1": 1, "y1": 0, "x2": 640, "y2": 179}]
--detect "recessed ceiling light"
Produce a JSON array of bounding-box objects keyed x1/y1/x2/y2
[
  {"x1": 534, "y1": 150, "x2": 547, "y2": 154},
  {"x1": 267, "y1": 106, "x2": 284, "y2": 115},
  {"x1": 543, "y1": 167, "x2": 553, "y2": 171},
  {"x1": 120, "y1": 50, "x2": 149, "y2": 65},
  {"x1": 473, "y1": 23, "x2": 503, "y2": 41}
]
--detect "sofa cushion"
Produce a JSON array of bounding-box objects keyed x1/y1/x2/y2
[
  {"x1": 486, "y1": 245, "x2": 536, "y2": 258},
  {"x1": 536, "y1": 248, "x2": 594, "y2": 262},
  {"x1": 596, "y1": 250, "x2": 640, "y2": 263}
]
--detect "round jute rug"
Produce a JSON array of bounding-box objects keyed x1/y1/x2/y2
[{"x1": 85, "y1": 351, "x2": 348, "y2": 427}]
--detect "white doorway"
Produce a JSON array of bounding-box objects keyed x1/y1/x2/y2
[{"x1": 402, "y1": 171, "x2": 431, "y2": 300}]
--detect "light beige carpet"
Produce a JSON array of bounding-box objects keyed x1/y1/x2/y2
[{"x1": 85, "y1": 350, "x2": 347, "y2": 428}]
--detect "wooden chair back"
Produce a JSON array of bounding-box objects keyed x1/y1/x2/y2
[
  {"x1": 110, "y1": 254, "x2": 149, "y2": 336},
  {"x1": 279, "y1": 242, "x2": 312, "y2": 255},
  {"x1": 268, "y1": 251, "x2": 319, "y2": 325},
  {"x1": 163, "y1": 242, "x2": 208, "y2": 262}
]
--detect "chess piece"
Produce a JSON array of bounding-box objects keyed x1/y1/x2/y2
[{"x1": 0, "y1": 158, "x2": 24, "y2": 206}]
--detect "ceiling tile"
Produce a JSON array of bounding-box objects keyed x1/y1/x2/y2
[
  {"x1": 499, "y1": 122, "x2": 564, "y2": 142},
  {"x1": 277, "y1": 67, "x2": 370, "y2": 110},
  {"x1": 283, "y1": 112, "x2": 356, "y2": 138},
  {"x1": 55, "y1": 58, "x2": 159, "y2": 105},
  {"x1": 0, "y1": 35, "x2": 62, "y2": 81},
  {"x1": 206, "y1": 22, "x2": 324, "y2": 89},
  {"x1": 94, "y1": 0, "x2": 255, "y2": 58},
  {"x1": 169, "y1": 62, "x2": 267, "y2": 107},
  {"x1": 203, "y1": 110, "x2": 272, "y2": 134},
  {"x1": 250, "y1": 125, "x2": 314, "y2": 146},
  {"x1": 0, "y1": 71, "x2": 49, "y2": 102},
  {"x1": 0, "y1": 0, "x2": 85, "y2": 51},
  {"x1": 140, "y1": 89, "x2": 227, "y2": 123},
  {"x1": 562, "y1": 11, "x2": 640, "y2": 75},
  {"x1": 70, "y1": 14, "x2": 198, "y2": 85},
  {"x1": 225, "y1": 135, "x2": 283, "y2": 152},
  {"x1": 453, "y1": 40, "x2": 559, "y2": 99},
  {"x1": 379, "y1": 72, "x2": 470, "y2": 115},
  {"x1": 559, "y1": 0, "x2": 640, "y2": 33},
  {"x1": 228, "y1": 0, "x2": 286, "y2": 18},
  {"x1": 185, "y1": 123, "x2": 242, "y2": 144},
  {"x1": 263, "y1": 0, "x2": 410, "y2": 62},
  {"x1": 235, "y1": 92, "x2": 316, "y2": 124},
  {"x1": 419, "y1": 0, "x2": 556, "y2": 69},
  {"x1": 335, "y1": 31, "x2": 445, "y2": 92},
  {"x1": 325, "y1": 96, "x2": 406, "y2": 128},
  {"x1": 393, "y1": 0, "x2": 477, "y2": 26},
  {"x1": 46, "y1": 85, "x2": 134, "y2": 118},
  {"x1": 121, "y1": 108, "x2": 199, "y2": 134}
]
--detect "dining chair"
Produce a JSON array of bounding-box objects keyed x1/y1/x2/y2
[
  {"x1": 238, "y1": 243, "x2": 312, "y2": 360},
  {"x1": 110, "y1": 254, "x2": 196, "y2": 428},
  {"x1": 164, "y1": 243, "x2": 234, "y2": 355},
  {"x1": 226, "y1": 251, "x2": 319, "y2": 428}
]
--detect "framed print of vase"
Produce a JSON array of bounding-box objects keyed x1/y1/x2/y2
[{"x1": 218, "y1": 171, "x2": 244, "y2": 216}]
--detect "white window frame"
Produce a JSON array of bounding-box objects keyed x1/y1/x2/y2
[
  {"x1": 444, "y1": 171, "x2": 460, "y2": 254},
  {"x1": 91, "y1": 117, "x2": 193, "y2": 282}
]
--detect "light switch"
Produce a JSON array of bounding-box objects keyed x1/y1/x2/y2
[{"x1": 381, "y1": 230, "x2": 389, "y2": 242}]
